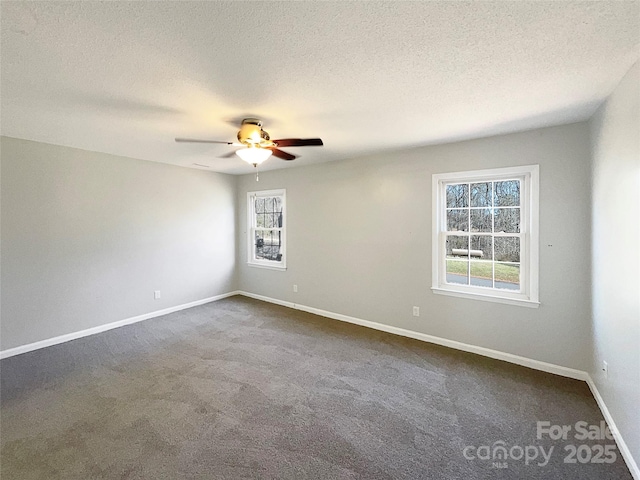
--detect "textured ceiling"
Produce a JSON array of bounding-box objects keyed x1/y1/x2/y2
[{"x1": 1, "y1": 1, "x2": 639, "y2": 174}]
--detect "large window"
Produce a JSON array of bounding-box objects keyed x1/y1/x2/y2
[
  {"x1": 247, "y1": 189, "x2": 286, "y2": 270},
  {"x1": 432, "y1": 165, "x2": 539, "y2": 307}
]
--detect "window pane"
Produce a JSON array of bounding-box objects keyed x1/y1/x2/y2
[
  {"x1": 263, "y1": 213, "x2": 277, "y2": 228},
  {"x1": 446, "y1": 184, "x2": 468, "y2": 208},
  {"x1": 470, "y1": 261, "x2": 493, "y2": 287},
  {"x1": 255, "y1": 197, "x2": 265, "y2": 214},
  {"x1": 255, "y1": 229, "x2": 282, "y2": 261},
  {"x1": 495, "y1": 263, "x2": 520, "y2": 290},
  {"x1": 447, "y1": 260, "x2": 468, "y2": 285},
  {"x1": 470, "y1": 182, "x2": 492, "y2": 207},
  {"x1": 264, "y1": 197, "x2": 274, "y2": 213},
  {"x1": 494, "y1": 180, "x2": 520, "y2": 207},
  {"x1": 495, "y1": 237, "x2": 520, "y2": 262},
  {"x1": 273, "y1": 196, "x2": 283, "y2": 212},
  {"x1": 256, "y1": 213, "x2": 266, "y2": 227},
  {"x1": 471, "y1": 235, "x2": 492, "y2": 260},
  {"x1": 447, "y1": 209, "x2": 468, "y2": 232},
  {"x1": 470, "y1": 208, "x2": 492, "y2": 232},
  {"x1": 446, "y1": 235, "x2": 469, "y2": 257},
  {"x1": 263, "y1": 230, "x2": 281, "y2": 247},
  {"x1": 494, "y1": 208, "x2": 520, "y2": 233}
]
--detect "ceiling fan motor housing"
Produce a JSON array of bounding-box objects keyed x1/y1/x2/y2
[{"x1": 238, "y1": 118, "x2": 271, "y2": 147}]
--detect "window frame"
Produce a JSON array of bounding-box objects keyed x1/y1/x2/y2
[
  {"x1": 247, "y1": 189, "x2": 287, "y2": 271},
  {"x1": 431, "y1": 165, "x2": 539, "y2": 308}
]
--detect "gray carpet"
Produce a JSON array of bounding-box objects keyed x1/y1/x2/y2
[{"x1": 0, "y1": 296, "x2": 632, "y2": 479}]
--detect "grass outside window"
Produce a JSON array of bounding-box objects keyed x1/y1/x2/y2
[{"x1": 446, "y1": 258, "x2": 520, "y2": 284}]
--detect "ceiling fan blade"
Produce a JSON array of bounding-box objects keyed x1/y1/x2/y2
[
  {"x1": 175, "y1": 138, "x2": 233, "y2": 144},
  {"x1": 269, "y1": 148, "x2": 297, "y2": 161},
  {"x1": 273, "y1": 138, "x2": 323, "y2": 147}
]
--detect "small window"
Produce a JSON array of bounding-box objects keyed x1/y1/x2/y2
[
  {"x1": 247, "y1": 189, "x2": 286, "y2": 270},
  {"x1": 432, "y1": 166, "x2": 539, "y2": 307}
]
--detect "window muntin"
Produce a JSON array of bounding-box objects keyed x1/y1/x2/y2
[
  {"x1": 432, "y1": 166, "x2": 539, "y2": 307},
  {"x1": 248, "y1": 189, "x2": 286, "y2": 269}
]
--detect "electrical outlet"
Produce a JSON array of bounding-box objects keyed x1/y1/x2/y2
[
  {"x1": 293, "y1": 284, "x2": 298, "y2": 293},
  {"x1": 602, "y1": 361, "x2": 608, "y2": 379},
  {"x1": 413, "y1": 306, "x2": 420, "y2": 317},
  {"x1": 154, "y1": 290, "x2": 161, "y2": 300}
]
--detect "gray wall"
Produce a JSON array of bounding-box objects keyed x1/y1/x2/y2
[
  {"x1": 237, "y1": 122, "x2": 593, "y2": 371},
  {"x1": 589, "y1": 61, "x2": 640, "y2": 465},
  {"x1": 1, "y1": 137, "x2": 237, "y2": 351}
]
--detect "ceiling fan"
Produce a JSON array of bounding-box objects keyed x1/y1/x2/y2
[{"x1": 175, "y1": 118, "x2": 323, "y2": 167}]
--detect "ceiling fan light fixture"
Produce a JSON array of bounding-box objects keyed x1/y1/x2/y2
[{"x1": 235, "y1": 147, "x2": 272, "y2": 165}]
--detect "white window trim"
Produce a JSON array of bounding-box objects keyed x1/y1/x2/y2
[
  {"x1": 431, "y1": 165, "x2": 539, "y2": 308},
  {"x1": 247, "y1": 189, "x2": 287, "y2": 271}
]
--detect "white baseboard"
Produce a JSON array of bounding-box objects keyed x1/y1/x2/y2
[
  {"x1": 238, "y1": 291, "x2": 586, "y2": 380},
  {"x1": 240, "y1": 291, "x2": 297, "y2": 309},
  {"x1": 586, "y1": 376, "x2": 640, "y2": 480},
  {"x1": 0, "y1": 291, "x2": 241, "y2": 360}
]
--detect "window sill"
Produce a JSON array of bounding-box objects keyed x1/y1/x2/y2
[
  {"x1": 431, "y1": 287, "x2": 539, "y2": 308},
  {"x1": 247, "y1": 262, "x2": 287, "y2": 271}
]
